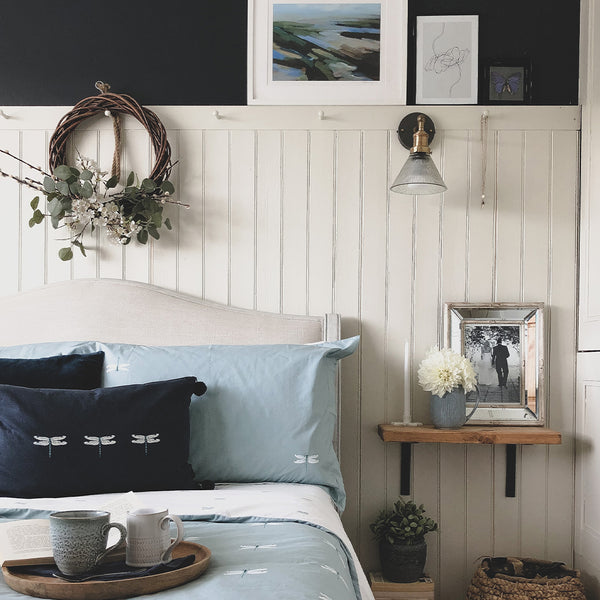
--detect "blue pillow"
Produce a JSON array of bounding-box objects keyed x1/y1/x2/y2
[
  {"x1": 97, "y1": 337, "x2": 359, "y2": 510},
  {"x1": 0, "y1": 341, "x2": 97, "y2": 359},
  {"x1": 0, "y1": 377, "x2": 201, "y2": 498},
  {"x1": 0, "y1": 352, "x2": 105, "y2": 389}
]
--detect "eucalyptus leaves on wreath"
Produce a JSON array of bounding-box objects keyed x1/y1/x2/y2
[
  {"x1": 0, "y1": 148, "x2": 187, "y2": 261},
  {"x1": 370, "y1": 499, "x2": 438, "y2": 546}
]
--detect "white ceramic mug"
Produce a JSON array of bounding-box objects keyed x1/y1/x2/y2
[{"x1": 125, "y1": 507, "x2": 184, "y2": 567}]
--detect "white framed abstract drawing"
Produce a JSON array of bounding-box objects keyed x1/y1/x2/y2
[
  {"x1": 416, "y1": 15, "x2": 478, "y2": 104},
  {"x1": 248, "y1": 0, "x2": 407, "y2": 104}
]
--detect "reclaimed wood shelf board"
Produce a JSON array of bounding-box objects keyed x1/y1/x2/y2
[
  {"x1": 377, "y1": 424, "x2": 561, "y2": 445},
  {"x1": 377, "y1": 424, "x2": 561, "y2": 498}
]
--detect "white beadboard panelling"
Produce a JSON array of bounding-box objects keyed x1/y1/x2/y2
[
  {"x1": 335, "y1": 130, "x2": 362, "y2": 547},
  {"x1": 229, "y1": 130, "x2": 256, "y2": 310},
  {"x1": 547, "y1": 130, "x2": 578, "y2": 563},
  {"x1": 203, "y1": 130, "x2": 230, "y2": 304},
  {"x1": 0, "y1": 105, "x2": 580, "y2": 600},
  {"x1": 281, "y1": 130, "x2": 309, "y2": 315},
  {"x1": 359, "y1": 130, "x2": 390, "y2": 565},
  {"x1": 177, "y1": 129, "x2": 204, "y2": 298},
  {"x1": 151, "y1": 129, "x2": 179, "y2": 292},
  {"x1": 20, "y1": 130, "x2": 47, "y2": 291},
  {"x1": 255, "y1": 130, "x2": 282, "y2": 313},
  {"x1": 308, "y1": 130, "x2": 335, "y2": 316}
]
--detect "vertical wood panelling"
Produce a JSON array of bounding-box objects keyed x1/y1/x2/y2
[
  {"x1": 438, "y1": 130, "x2": 470, "y2": 598},
  {"x1": 546, "y1": 130, "x2": 578, "y2": 563},
  {"x1": 0, "y1": 107, "x2": 579, "y2": 600},
  {"x1": 519, "y1": 130, "x2": 552, "y2": 558},
  {"x1": 177, "y1": 130, "x2": 204, "y2": 298},
  {"x1": 281, "y1": 131, "x2": 309, "y2": 315},
  {"x1": 229, "y1": 130, "x2": 256, "y2": 309},
  {"x1": 202, "y1": 130, "x2": 230, "y2": 304},
  {"x1": 308, "y1": 130, "x2": 335, "y2": 316},
  {"x1": 255, "y1": 130, "x2": 282, "y2": 313},
  {"x1": 359, "y1": 130, "x2": 389, "y2": 565},
  {"x1": 335, "y1": 130, "x2": 362, "y2": 548},
  {"x1": 20, "y1": 131, "x2": 46, "y2": 291},
  {"x1": 492, "y1": 130, "x2": 525, "y2": 558},
  {"x1": 151, "y1": 130, "x2": 179, "y2": 292}
]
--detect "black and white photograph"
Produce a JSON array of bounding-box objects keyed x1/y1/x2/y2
[{"x1": 462, "y1": 323, "x2": 522, "y2": 405}]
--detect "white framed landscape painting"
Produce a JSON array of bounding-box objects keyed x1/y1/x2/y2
[{"x1": 248, "y1": 0, "x2": 407, "y2": 104}]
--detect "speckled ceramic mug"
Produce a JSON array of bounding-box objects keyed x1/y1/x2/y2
[{"x1": 49, "y1": 510, "x2": 127, "y2": 576}]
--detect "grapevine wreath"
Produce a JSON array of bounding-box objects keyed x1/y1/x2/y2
[{"x1": 0, "y1": 82, "x2": 187, "y2": 261}]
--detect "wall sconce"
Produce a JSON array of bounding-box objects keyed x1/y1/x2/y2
[{"x1": 390, "y1": 112, "x2": 447, "y2": 195}]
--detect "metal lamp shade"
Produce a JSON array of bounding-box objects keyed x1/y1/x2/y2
[{"x1": 390, "y1": 152, "x2": 447, "y2": 196}]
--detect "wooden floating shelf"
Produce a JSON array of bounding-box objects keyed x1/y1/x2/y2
[
  {"x1": 377, "y1": 424, "x2": 562, "y2": 445},
  {"x1": 377, "y1": 424, "x2": 562, "y2": 498}
]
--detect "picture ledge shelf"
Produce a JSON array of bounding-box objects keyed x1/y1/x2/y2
[{"x1": 377, "y1": 424, "x2": 561, "y2": 498}]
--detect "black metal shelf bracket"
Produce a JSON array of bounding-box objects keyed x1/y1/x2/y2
[{"x1": 399, "y1": 442, "x2": 518, "y2": 498}]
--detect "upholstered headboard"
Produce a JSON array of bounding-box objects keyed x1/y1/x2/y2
[
  {"x1": 0, "y1": 279, "x2": 340, "y2": 346},
  {"x1": 0, "y1": 279, "x2": 343, "y2": 453}
]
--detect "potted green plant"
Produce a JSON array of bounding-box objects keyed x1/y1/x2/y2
[{"x1": 370, "y1": 498, "x2": 438, "y2": 583}]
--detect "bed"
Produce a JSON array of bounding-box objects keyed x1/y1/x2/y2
[{"x1": 0, "y1": 279, "x2": 373, "y2": 600}]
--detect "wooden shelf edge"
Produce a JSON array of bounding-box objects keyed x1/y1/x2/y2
[{"x1": 377, "y1": 424, "x2": 561, "y2": 445}]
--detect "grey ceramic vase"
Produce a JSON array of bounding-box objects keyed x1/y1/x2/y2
[
  {"x1": 430, "y1": 387, "x2": 479, "y2": 428},
  {"x1": 379, "y1": 539, "x2": 427, "y2": 583}
]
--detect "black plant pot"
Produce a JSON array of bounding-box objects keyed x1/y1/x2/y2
[{"x1": 379, "y1": 539, "x2": 427, "y2": 583}]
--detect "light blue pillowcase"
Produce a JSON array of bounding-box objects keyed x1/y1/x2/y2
[
  {"x1": 97, "y1": 337, "x2": 359, "y2": 510},
  {"x1": 0, "y1": 341, "x2": 97, "y2": 359}
]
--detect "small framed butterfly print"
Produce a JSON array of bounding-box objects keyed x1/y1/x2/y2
[{"x1": 482, "y1": 59, "x2": 531, "y2": 104}]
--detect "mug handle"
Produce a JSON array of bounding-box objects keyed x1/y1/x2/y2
[
  {"x1": 96, "y1": 522, "x2": 127, "y2": 566},
  {"x1": 160, "y1": 514, "x2": 184, "y2": 563}
]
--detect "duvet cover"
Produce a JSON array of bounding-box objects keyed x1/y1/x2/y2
[{"x1": 0, "y1": 483, "x2": 374, "y2": 600}]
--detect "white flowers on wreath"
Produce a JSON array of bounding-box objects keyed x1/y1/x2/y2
[
  {"x1": 417, "y1": 347, "x2": 477, "y2": 397},
  {"x1": 0, "y1": 148, "x2": 188, "y2": 261}
]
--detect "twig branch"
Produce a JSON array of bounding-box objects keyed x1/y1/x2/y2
[
  {"x1": 0, "y1": 169, "x2": 45, "y2": 192},
  {"x1": 0, "y1": 148, "x2": 52, "y2": 178}
]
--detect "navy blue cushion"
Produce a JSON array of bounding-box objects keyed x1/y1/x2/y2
[
  {"x1": 0, "y1": 352, "x2": 105, "y2": 389},
  {"x1": 0, "y1": 377, "x2": 201, "y2": 497}
]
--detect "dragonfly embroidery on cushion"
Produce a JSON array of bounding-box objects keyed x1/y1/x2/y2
[
  {"x1": 105, "y1": 360, "x2": 130, "y2": 373},
  {"x1": 224, "y1": 568, "x2": 268, "y2": 577},
  {"x1": 294, "y1": 454, "x2": 319, "y2": 473},
  {"x1": 84, "y1": 435, "x2": 116, "y2": 457},
  {"x1": 131, "y1": 433, "x2": 160, "y2": 455},
  {"x1": 239, "y1": 544, "x2": 277, "y2": 550},
  {"x1": 319, "y1": 594, "x2": 333, "y2": 600},
  {"x1": 33, "y1": 435, "x2": 67, "y2": 457},
  {"x1": 321, "y1": 564, "x2": 350, "y2": 590}
]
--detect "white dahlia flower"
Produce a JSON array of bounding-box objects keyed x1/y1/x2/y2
[{"x1": 417, "y1": 347, "x2": 477, "y2": 397}]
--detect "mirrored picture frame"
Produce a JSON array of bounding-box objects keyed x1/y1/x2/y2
[{"x1": 444, "y1": 302, "x2": 545, "y2": 426}]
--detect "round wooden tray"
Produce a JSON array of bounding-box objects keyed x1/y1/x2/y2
[{"x1": 2, "y1": 542, "x2": 211, "y2": 600}]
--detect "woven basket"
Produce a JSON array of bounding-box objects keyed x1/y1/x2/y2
[{"x1": 466, "y1": 557, "x2": 586, "y2": 600}]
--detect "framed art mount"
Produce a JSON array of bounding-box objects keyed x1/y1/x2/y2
[{"x1": 248, "y1": 0, "x2": 407, "y2": 104}]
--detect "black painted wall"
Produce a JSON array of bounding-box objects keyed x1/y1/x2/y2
[
  {"x1": 0, "y1": 0, "x2": 579, "y2": 106},
  {"x1": 407, "y1": 0, "x2": 580, "y2": 105}
]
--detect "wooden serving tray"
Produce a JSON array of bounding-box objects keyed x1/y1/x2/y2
[{"x1": 2, "y1": 542, "x2": 211, "y2": 600}]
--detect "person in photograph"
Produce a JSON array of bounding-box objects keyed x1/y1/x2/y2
[
  {"x1": 492, "y1": 337, "x2": 510, "y2": 387},
  {"x1": 481, "y1": 338, "x2": 492, "y2": 364}
]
